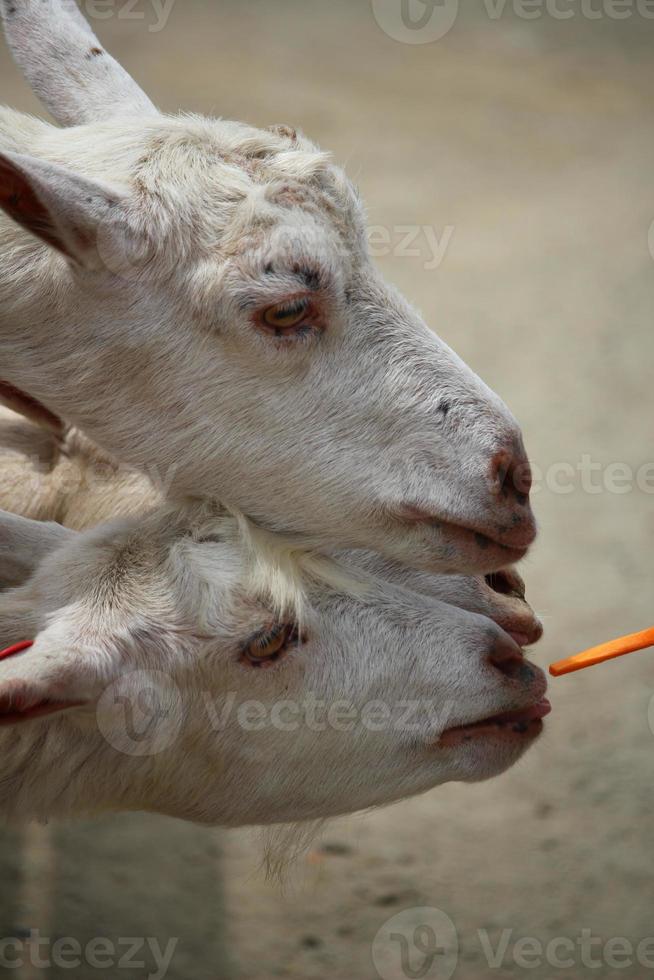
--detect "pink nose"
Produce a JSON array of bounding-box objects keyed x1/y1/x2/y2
[
  {"x1": 482, "y1": 445, "x2": 537, "y2": 550},
  {"x1": 488, "y1": 633, "x2": 524, "y2": 679},
  {"x1": 489, "y1": 449, "x2": 532, "y2": 506}
]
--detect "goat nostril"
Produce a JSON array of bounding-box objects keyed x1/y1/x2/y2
[
  {"x1": 513, "y1": 464, "x2": 532, "y2": 503},
  {"x1": 490, "y1": 451, "x2": 532, "y2": 505},
  {"x1": 489, "y1": 635, "x2": 525, "y2": 680},
  {"x1": 485, "y1": 569, "x2": 526, "y2": 601}
]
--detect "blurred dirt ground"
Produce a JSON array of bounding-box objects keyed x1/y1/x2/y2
[{"x1": 1, "y1": 1, "x2": 654, "y2": 977}]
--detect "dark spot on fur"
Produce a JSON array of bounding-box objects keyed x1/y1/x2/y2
[
  {"x1": 89, "y1": 47, "x2": 104, "y2": 57},
  {"x1": 294, "y1": 265, "x2": 321, "y2": 290},
  {"x1": 475, "y1": 533, "x2": 491, "y2": 550},
  {"x1": 268, "y1": 124, "x2": 298, "y2": 143},
  {"x1": 375, "y1": 894, "x2": 402, "y2": 907},
  {"x1": 517, "y1": 661, "x2": 538, "y2": 684},
  {"x1": 437, "y1": 399, "x2": 451, "y2": 417},
  {"x1": 319, "y1": 841, "x2": 352, "y2": 856}
]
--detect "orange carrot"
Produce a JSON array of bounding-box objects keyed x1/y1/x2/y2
[{"x1": 549, "y1": 627, "x2": 654, "y2": 677}]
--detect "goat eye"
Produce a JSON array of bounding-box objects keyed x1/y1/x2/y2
[
  {"x1": 262, "y1": 298, "x2": 310, "y2": 332},
  {"x1": 242, "y1": 623, "x2": 299, "y2": 667}
]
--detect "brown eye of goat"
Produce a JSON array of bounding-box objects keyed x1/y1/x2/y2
[
  {"x1": 262, "y1": 298, "x2": 311, "y2": 332},
  {"x1": 242, "y1": 623, "x2": 299, "y2": 667}
]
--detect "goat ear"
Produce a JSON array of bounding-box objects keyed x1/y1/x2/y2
[
  {"x1": 0, "y1": 0, "x2": 157, "y2": 127},
  {"x1": 0, "y1": 151, "x2": 130, "y2": 269},
  {"x1": 0, "y1": 511, "x2": 76, "y2": 590}
]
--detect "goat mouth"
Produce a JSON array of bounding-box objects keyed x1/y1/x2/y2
[
  {"x1": 438, "y1": 699, "x2": 551, "y2": 747},
  {"x1": 397, "y1": 505, "x2": 535, "y2": 565}
]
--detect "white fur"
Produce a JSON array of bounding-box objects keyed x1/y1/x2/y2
[
  {"x1": 0, "y1": 408, "x2": 546, "y2": 826},
  {"x1": 0, "y1": 0, "x2": 536, "y2": 576}
]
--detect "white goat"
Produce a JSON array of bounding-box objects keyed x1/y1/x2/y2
[
  {"x1": 0, "y1": 406, "x2": 547, "y2": 826},
  {"x1": 0, "y1": 0, "x2": 536, "y2": 577}
]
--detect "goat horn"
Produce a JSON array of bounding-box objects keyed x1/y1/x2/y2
[{"x1": 0, "y1": 0, "x2": 158, "y2": 126}]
